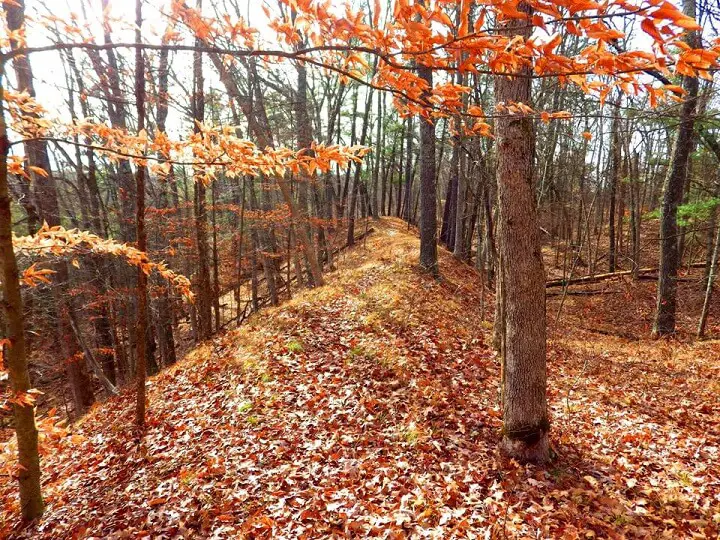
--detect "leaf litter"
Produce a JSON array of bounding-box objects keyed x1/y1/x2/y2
[{"x1": 1, "y1": 218, "x2": 719, "y2": 538}]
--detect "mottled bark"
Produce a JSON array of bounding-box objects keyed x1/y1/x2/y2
[
  {"x1": 495, "y1": 2, "x2": 549, "y2": 463},
  {"x1": 192, "y1": 0, "x2": 213, "y2": 340},
  {"x1": 653, "y1": 0, "x2": 699, "y2": 337},
  {"x1": 134, "y1": 0, "x2": 149, "y2": 428},
  {"x1": 608, "y1": 101, "x2": 620, "y2": 273},
  {"x1": 0, "y1": 66, "x2": 44, "y2": 520},
  {"x1": 417, "y1": 64, "x2": 438, "y2": 276}
]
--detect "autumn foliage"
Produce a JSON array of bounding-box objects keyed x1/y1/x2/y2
[{"x1": 1, "y1": 0, "x2": 719, "y2": 534}]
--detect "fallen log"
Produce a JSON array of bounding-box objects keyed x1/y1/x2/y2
[
  {"x1": 546, "y1": 290, "x2": 621, "y2": 297},
  {"x1": 546, "y1": 262, "x2": 706, "y2": 288},
  {"x1": 635, "y1": 274, "x2": 696, "y2": 282}
]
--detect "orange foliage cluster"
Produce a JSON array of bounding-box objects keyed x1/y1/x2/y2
[
  {"x1": 233, "y1": 0, "x2": 720, "y2": 121},
  {"x1": 3, "y1": 0, "x2": 715, "y2": 182},
  {"x1": 12, "y1": 224, "x2": 194, "y2": 301},
  {"x1": 5, "y1": 120, "x2": 368, "y2": 188}
]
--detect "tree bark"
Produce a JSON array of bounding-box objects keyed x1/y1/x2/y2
[
  {"x1": 0, "y1": 68, "x2": 45, "y2": 520},
  {"x1": 608, "y1": 100, "x2": 621, "y2": 272},
  {"x1": 402, "y1": 116, "x2": 414, "y2": 222},
  {"x1": 348, "y1": 87, "x2": 373, "y2": 247},
  {"x1": 154, "y1": 41, "x2": 177, "y2": 366},
  {"x1": 652, "y1": 0, "x2": 699, "y2": 337},
  {"x1": 495, "y1": 2, "x2": 549, "y2": 463},
  {"x1": 4, "y1": 0, "x2": 49, "y2": 233},
  {"x1": 417, "y1": 53, "x2": 438, "y2": 275},
  {"x1": 698, "y1": 213, "x2": 720, "y2": 339},
  {"x1": 134, "y1": 0, "x2": 149, "y2": 428},
  {"x1": 453, "y1": 68, "x2": 468, "y2": 260},
  {"x1": 192, "y1": 0, "x2": 213, "y2": 339}
]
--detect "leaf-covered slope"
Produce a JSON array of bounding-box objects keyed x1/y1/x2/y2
[{"x1": 2, "y1": 218, "x2": 719, "y2": 538}]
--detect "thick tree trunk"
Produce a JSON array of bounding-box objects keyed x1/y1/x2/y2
[
  {"x1": 348, "y1": 87, "x2": 373, "y2": 247},
  {"x1": 653, "y1": 0, "x2": 699, "y2": 337},
  {"x1": 417, "y1": 61, "x2": 438, "y2": 275},
  {"x1": 494, "y1": 2, "x2": 549, "y2": 463},
  {"x1": 134, "y1": 0, "x2": 149, "y2": 428},
  {"x1": 0, "y1": 74, "x2": 44, "y2": 519},
  {"x1": 192, "y1": 0, "x2": 213, "y2": 339},
  {"x1": 608, "y1": 101, "x2": 620, "y2": 272}
]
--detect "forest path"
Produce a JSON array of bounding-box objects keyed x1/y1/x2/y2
[{"x1": 3, "y1": 218, "x2": 718, "y2": 538}]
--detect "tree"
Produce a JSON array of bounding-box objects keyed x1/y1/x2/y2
[
  {"x1": 0, "y1": 0, "x2": 715, "y2": 519},
  {"x1": 0, "y1": 73, "x2": 44, "y2": 520},
  {"x1": 417, "y1": 31, "x2": 438, "y2": 277},
  {"x1": 653, "y1": 0, "x2": 701, "y2": 337},
  {"x1": 493, "y1": 2, "x2": 549, "y2": 463},
  {"x1": 192, "y1": 0, "x2": 213, "y2": 340},
  {"x1": 134, "y1": 0, "x2": 149, "y2": 428}
]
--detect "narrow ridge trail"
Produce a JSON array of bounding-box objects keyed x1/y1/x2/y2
[{"x1": 3, "y1": 219, "x2": 718, "y2": 538}]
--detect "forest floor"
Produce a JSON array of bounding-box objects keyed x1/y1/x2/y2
[{"x1": 2, "y1": 217, "x2": 719, "y2": 538}]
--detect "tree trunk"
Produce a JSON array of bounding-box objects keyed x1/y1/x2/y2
[
  {"x1": 134, "y1": 0, "x2": 149, "y2": 428},
  {"x1": 0, "y1": 74, "x2": 45, "y2": 520},
  {"x1": 417, "y1": 54, "x2": 438, "y2": 275},
  {"x1": 495, "y1": 2, "x2": 549, "y2": 463},
  {"x1": 653, "y1": 0, "x2": 699, "y2": 337},
  {"x1": 5, "y1": 0, "x2": 52, "y2": 232},
  {"x1": 608, "y1": 100, "x2": 620, "y2": 272},
  {"x1": 348, "y1": 87, "x2": 373, "y2": 247},
  {"x1": 154, "y1": 42, "x2": 177, "y2": 366},
  {"x1": 452, "y1": 143, "x2": 465, "y2": 258},
  {"x1": 402, "y1": 116, "x2": 414, "y2": 222},
  {"x1": 453, "y1": 68, "x2": 468, "y2": 259},
  {"x1": 441, "y1": 144, "x2": 458, "y2": 249},
  {"x1": 192, "y1": 0, "x2": 213, "y2": 340},
  {"x1": 371, "y1": 91, "x2": 383, "y2": 218},
  {"x1": 630, "y1": 151, "x2": 641, "y2": 278}
]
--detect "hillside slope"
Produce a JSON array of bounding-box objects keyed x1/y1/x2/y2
[{"x1": 2, "y1": 218, "x2": 719, "y2": 538}]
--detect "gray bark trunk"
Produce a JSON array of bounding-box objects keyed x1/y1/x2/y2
[{"x1": 495, "y1": 2, "x2": 549, "y2": 463}]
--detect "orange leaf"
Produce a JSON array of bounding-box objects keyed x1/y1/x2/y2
[
  {"x1": 641, "y1": 18, "x2": 663, "y2": 42},
  {"x1": 664, "y1": 84, "x2": 686, "y2": 96},
  {"x1": 29, "y1": 166, "x2": 49, "y2": 178}
]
